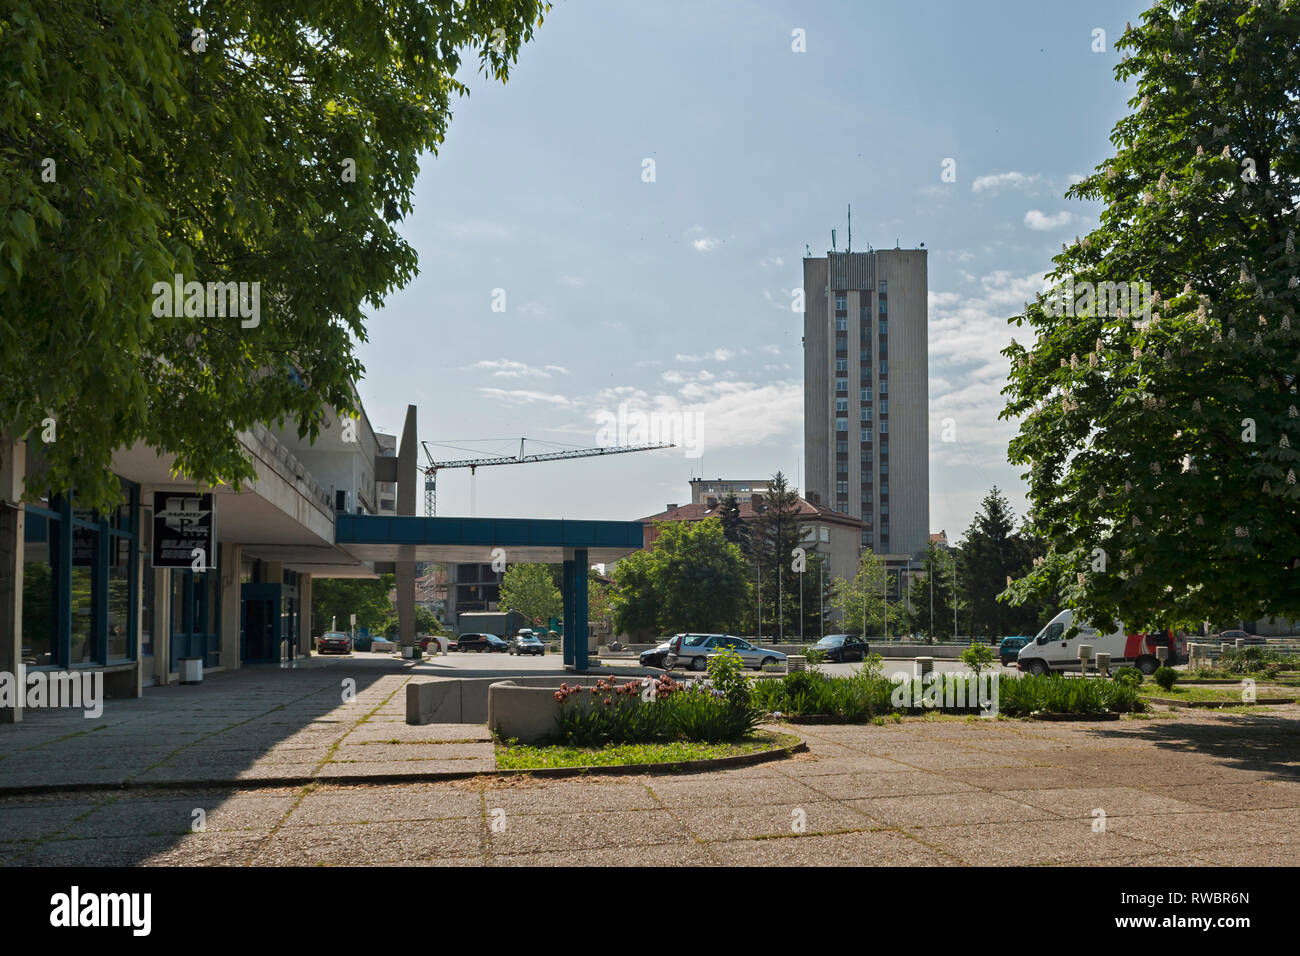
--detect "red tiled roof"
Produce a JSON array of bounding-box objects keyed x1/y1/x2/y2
[{"x1": 639, "y1": 497, "x2": 864, "y2": 528}]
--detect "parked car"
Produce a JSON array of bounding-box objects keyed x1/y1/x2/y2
[
  {"x1": 1211, "y1": 629, "x2": 1266, "y2": 646},
  {"x1": 640, "y1": 639, "x2": 673, "y2": 669},
  {"x1": 998, "y1": 635, "x2": 1032, "y2": 666},
  {"x1": 316, "y1": 631, "x2": 352, "y2": 655},
  {"x1": 457, "y1": 632, "x2": 509, "y2": 653},
  {"x1": 810, "y1": 634, "x2": 869, "y2": 662},
  {"x1": 664, "y1": 634, "x2": 786, "y2": 672},
  {"x1": 369, "y1": 633, "x2": 396, "y2": 653},
  {"x1": 1017, "y1": 610, "x2": 1184, "y2": 676},
  {"x1": 510, "y1": 633, "x2": 545, "y2": 656}
]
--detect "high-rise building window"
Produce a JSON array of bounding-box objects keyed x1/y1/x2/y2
[
  {"x1": 861, "y1": 387, "x2": 872, "y2": 402},
  {"x1": 879, "y1": 280, "x2": 887, "y2": 293},
  {"x1": 835, "y1": 293, "x2": 847, "y2": 309},
  {"x1": 864, "y1": 470, "x2": 872, "y2": 483},
  {"x1": 837, "y1": 481, "x2": 848, "y2": 495},
  {"x1": 860, "y1": 347, "x2": 870, "y2": 360},
  {"x1": 836, "y1": 358, "x2": 847, "y2": 372},
  {"x1": 861, "y1": 407, "x2": 872, "y2": 421},
  {"x1": 862, "y1": 426, "x2": 872, "y2": 439},
  {"x1": 879, "y1": 380, "x2": 887, "y2": 394},
  {"x1": 836, "y1": 316, "x2": 847, "y2": 331},
  {"x1": 880, "y1": 297, "x2": 888, "y2": 314},
  {"x1": 835, "y1": 377, "x2": 847, "y2": 392},
  {"x1": 880, "y1": 360, "x2": 888, "y2": 374},
  {"x1": 835, "y1": 419, "x2": 848, "y2": 432},
  {"x1": 881, "y1": 484, "x2": 889, "y2": 496},
  {"x1": 880, "y1": 421, "x2": 888, "y2": 433},
  {"x1": 836, "y1": 399, "x2": 848, "y2": 413},
  {"x1": 837, "y1": 459, "x2": 848, "y2": 474},
  {"x1": 880, "y1": 318, "x2": 888, "y2": 333},
  {"x1": 881, "y1": 400, "x2": 888, "y2": 414}
]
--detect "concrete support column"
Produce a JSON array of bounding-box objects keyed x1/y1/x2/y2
[
  {"x1": 0, "y1": 432, "x2": 26, "y2": 724},
  {"x1": 396, "y1": 404, "x2": 417, "y2": 647},
  {"x1": 153, "y1": 566, "x2": 170, "y2": 685},
  {"x1": 298, "y1": 574, "x2": 312, "y2": 656},
  {"x1": 562, "y1": 559, "x2": 575, "y2": 667},
  {"x1": 220, "y1": 542, "x2": 242, "y2": 669}
]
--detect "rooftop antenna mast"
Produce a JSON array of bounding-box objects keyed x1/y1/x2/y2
[
  {"x1": 831, "y1": 228, "x2": 836, "y2": 252},
  {"x1": 847, "y1": 204, "x2": 851, "y2": 253}
]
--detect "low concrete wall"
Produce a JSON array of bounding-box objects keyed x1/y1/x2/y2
[
  {"x1": 406, "y1": 672, "x2": 658, "y2": 725},
  {"x1": 487, "y1": 678, "x2": 642, "y2": 745}
]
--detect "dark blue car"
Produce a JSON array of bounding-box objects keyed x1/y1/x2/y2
[{"x1": 998, "y1": 635, "x2": 1032, "y2": 666}]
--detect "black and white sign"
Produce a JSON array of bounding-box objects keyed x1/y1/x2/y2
[{"x1": 152, "y1": 493, "x2": 216, "y2": 569}]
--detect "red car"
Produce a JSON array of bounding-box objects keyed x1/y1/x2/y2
[{"x1": 1211, "y1": 629, "x2": 1266, "y2": 646}]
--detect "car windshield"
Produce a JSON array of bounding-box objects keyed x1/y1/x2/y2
[
  {"x1": 684, "y1": 635, "x2": 710, "y2": 647},
  {"x1": 818, "y1": 637, "x2": 845, "y2": 646}
]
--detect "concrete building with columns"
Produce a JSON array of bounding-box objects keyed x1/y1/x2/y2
[{"x1": 0, "y1": 395, "x2": 417, "y2": 722}]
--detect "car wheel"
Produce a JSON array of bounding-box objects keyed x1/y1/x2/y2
[
  {"x1": 1025, "y1": 658, "x2": 1049, "y2": 676},
  {"x1": 1136, "y1": 656, "x2": 1158, "y2": 676},
  {"x1": 761, "y1": 657, "x2": 776, "y2": 669},
  {"x1": 690, "y1": 655, "x2": 707, "y2": 672}
]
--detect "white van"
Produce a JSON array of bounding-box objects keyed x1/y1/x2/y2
[{"x1": 1017, "y1": 609, "x2": 1183, "y2": 676}]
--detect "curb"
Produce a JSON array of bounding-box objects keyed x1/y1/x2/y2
[{"x1": 0, "y1": 736, "x2": 807, "y2": 797}]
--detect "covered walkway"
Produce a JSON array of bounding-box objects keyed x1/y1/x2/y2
[{"x1": 334, "y1": 514, "x2": 644, "y2": 671}]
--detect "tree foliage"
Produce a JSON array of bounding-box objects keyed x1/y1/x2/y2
[
  {"x1": 906, "y1": 542, "x2": 957, "y2": 641},
  {"x1": 1, "y1": 1, "x2": 548, "y2": 511},
  {"x1": 499, "y1": 563, "x2": 562, "y2": 627},
  {"x1": 1002, "y1": 3, "x2": 1300, "y2": 633},
  {"x1": 829, "y1": 550, "x2": 900, "y2": 636},
  {"x1": 311, "y1": 574, "x2": 394, "y2": 636},
  {"x1": 611, "y1": 518, "x2": 749, "y2": 636}
]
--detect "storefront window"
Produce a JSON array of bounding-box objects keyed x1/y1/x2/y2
[
  {"x1": 107, "y1": 536, "x2": 131, "y2": 660},
  {"x1": 21, "y1": 511, "x2": 57, "y2": 666}
]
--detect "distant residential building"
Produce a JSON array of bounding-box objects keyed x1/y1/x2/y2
[{"x1": 688, "y1": 478, "x2": 772, "y2": 505}]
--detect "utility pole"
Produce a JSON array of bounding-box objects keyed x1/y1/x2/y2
[
  {"x1": 819, "y1": 559, "x2": 824, "y2": 640},
  {"x1": 799, "y1": 563, "x2": 804, "y2": 642},
  {"x1": 756, "y1": 562, "x2": 761, "y2": 641},
  {"x1": 929, "y1": 554, "x2": 934, "y2": 643},
  {"x1": 951, "y1": 550, "x2": 958, "y2": 641}
]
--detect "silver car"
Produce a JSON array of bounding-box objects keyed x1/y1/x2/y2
[{"x1": 664, "y1": 634, "x2": 787, "y2": 672}]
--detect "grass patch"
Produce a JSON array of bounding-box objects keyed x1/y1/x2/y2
[
  {"x1": 495, "y1": 731, "x2": 796, "y2": 770},
  {"x1": 1139, "y1": 685, "x2": 1299, "y2": 703}
]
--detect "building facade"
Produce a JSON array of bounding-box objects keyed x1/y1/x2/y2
[
  {"x1": 0, "y1": 399, "x2": 400, "y2": 721},
  {"x1": 803, "y1": 248, "x2": 930, "y2": 560}
]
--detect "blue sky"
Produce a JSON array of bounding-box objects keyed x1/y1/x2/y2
[{"x1": 355, "y1": 0, "x2": 1150, "y2": 540}]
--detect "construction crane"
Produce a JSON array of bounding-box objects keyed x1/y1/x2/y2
[{"x1": 421, "y1": 438, "x2": 674, "y2": 516}]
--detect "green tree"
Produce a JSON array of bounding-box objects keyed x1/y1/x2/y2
[
  {"x1": 1, "y1": 1, "x2": 548, "y2": 512},
  {"x1": 647, "y1": 518, "x2": 750, "y2": 633},
  {"x1": 312, "y1": 574, "x2": 393, "y2": 636},
  {"x1": 748, "y1": 472, "x2": 813, "y2": 638},
  {"x1": 499, "y1": 563, "x2": 562, "y2": 627},
  {"x1": 957, "y1": 488, "x2": 1035, "y2": 638},
  {"x1": 718, "y1": 492, "x2": 748, "y2": 551},
  {"x1": 610, "y1": 549, "x2": 659, "y2": 637},
  {"x1": 1002, "y1": 3, "x2": 1300, "y2": 634},
  {"x1": 829, "y1": 550, "x2": 899, "y2": 636},
  {"x1": 906, "y1": 543, "x2": 956, "y2": 641}
]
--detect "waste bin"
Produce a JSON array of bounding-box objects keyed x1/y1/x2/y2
[{"x1": 179, "y1": 657, "x2": 204, "y2": 685}]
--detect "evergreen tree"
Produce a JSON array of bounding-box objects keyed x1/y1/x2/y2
[
  {"x1": 906, "y1": 543, "x2": 956, "y2": 641},
  {"x1": 748, "y1": 472, "x2": 814, "y2": 639}
]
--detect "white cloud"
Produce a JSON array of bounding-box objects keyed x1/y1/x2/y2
[
  {"x1": 1024, "y1": 209, "x2": 1073, "y2": 231},
  {"x1": 478, "y1": 388, "x2": 572, "y2": 406},
  {"x1": 692, "y1": 237, "x2": 722, "y2": 252},
  {"x1": 439, "y1": 220, "x2": 515, "y2": 241},
  {"x1": 760, "y1": 255, "x2": 785, "y2": 269},
  {"x1": 972, "y1": 171, "x2": 1041, "y2": 194},
  {"x1": 471, "y1": 360, "x2": 569, "y2": 379},
  {"x1": 518, "y1": 300, "x2": 550, "y2": 317},
  {"x1": 559, "y1": 275, "x2": 586, "y2": 288},
  {"x1": 674, "y1": 348, "x2": 734, "y2": 362}
]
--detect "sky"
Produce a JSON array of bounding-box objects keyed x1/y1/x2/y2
[{"x1": 354, "y1": 0, "x2": 1151, "y2": 541}]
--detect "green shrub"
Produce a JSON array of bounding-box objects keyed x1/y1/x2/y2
[
  {"x1": 1153, "y1": 666, "x2": 1178, "y2": 691},
  {"x1": 998, "y1": 673, "x2": 1146, "y2": 716},
  {"x1": 1113, "y1": 666, "x2": 1143, "y2": 687},
  {"x1": 552, "y1": 674, "x2": 759, "y2": 746},
  {"x1": 960, "y1": 642, "x2": 996, "y2": 677},
  {"x1": 803, "y1": 646, "x2": 828, "y2": 667}
]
